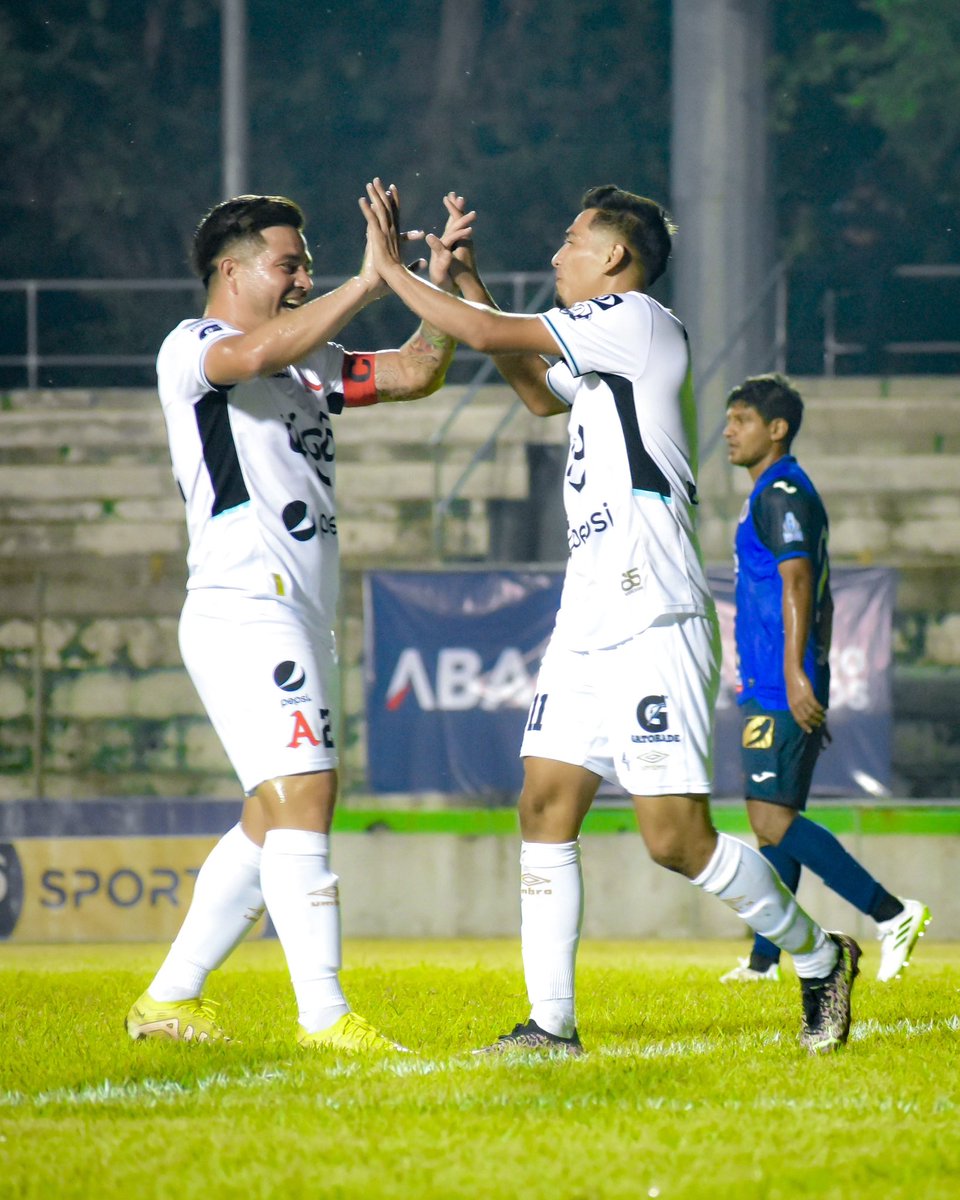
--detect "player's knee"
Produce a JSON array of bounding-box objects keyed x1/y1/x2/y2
[
  {"x1": 643, "y1": 828, "x2": 693, "y2": 875},
  {"x1": 518, "y1": 789, "x2": 578, "y2": 841},
  {"x1": 747, "y1": 801, "x2": 795, "y2": 847}
]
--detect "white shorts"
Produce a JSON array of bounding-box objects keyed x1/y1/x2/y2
[
  {"x1": 179, "y1": 591, "x2": 339, "y2": 794},
  {"x1": 520, "y1": 612, "x2": 721, "y2": 796}
]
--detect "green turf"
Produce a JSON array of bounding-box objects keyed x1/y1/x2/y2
[{"x1": 2, "y1": 939, "x2": 958, "y2": 1199}]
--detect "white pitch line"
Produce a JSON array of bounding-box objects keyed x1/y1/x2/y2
[
  {"x1": 1, "y1": 1014, "x2": 956, "y2": 1109},
  {"x1": 0, "y1": 1067, "x2": 287, "y2": 1111}
]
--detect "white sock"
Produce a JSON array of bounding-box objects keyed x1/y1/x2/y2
[
  {"x1": 150, "y1": 822, "x2": 264, "y2": 1002},
  {"x1": 520, "y1": 840, "x2": 582, "y2": 1038},
  {"x1": 260, "y1": 828, "x2": 349, "y2": 1033},
  {"x1": 693, "y1": 833, "x2": 839, "y2": 979}
]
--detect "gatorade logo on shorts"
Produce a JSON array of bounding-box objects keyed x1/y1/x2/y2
[
  {"x1": 632, "y1": 695, "x2": 680, "y2": 744},
  {"x1": 637, "y1": 695, "x2": 668, "y2": 733}
]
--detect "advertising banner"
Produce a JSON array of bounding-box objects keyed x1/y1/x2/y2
[
  {"x1": 364, "y1": 570, "x2": 562, "y2": 793},
  {"x1": 0, "y1": 835, "x2": 270, "y2": 944},
  {"x1": 364, "y1": 567, "x2": 894, "y2": 798}
]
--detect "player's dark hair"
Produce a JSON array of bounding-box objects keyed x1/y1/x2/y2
[
  {"x1": 192, "y1": 195, "x2": 305, "y2": 287},
  {"x1": 726, "y1": 373, "x2": 804, "y2": 449},
  {"x1": 581, "y1": 184, "x2": 676, "y2": 287}
]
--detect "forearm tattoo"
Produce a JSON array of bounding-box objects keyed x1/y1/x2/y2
[{"x1": 376, "y1": 322, "x2": 456, "y2": 399}]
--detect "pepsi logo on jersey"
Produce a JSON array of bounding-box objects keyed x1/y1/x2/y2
[
  {"x1": 566, "y1": 502, "x2": 614, "y2": 550},
  {"x1": 282, "y1": 499, "x2": 337, "y2": 541}
]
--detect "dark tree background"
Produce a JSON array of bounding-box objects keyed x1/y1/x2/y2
[{"x1": 0, "y1": 0, "x2": 956, "y2": 381}]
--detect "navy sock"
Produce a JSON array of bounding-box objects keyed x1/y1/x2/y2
[
  {"x1": 779, "y1": 814, "x2": 896, "y2": 917},
  {"x1": 748, "y1": 843, "x2": 803, "y2": 969},
  {"x1": 871, "y1": 894, "x2": 905, "y2": 923}
]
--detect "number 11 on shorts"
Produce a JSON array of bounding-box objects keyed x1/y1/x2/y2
[{"x1": 527, "y1": 693, "x2": 548, "y2": 732}]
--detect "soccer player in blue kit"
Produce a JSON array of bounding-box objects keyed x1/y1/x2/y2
[
  {"x1": 361, "y1": 178, "x2": 862, "y2": 1055},
  {"x1": 721, "y1": 373, "x2": 929, "y2": 985}
]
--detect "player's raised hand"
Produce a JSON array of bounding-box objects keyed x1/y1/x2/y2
[
  {"x1": 442, "y1": 192, "x2": 480, "y2": 281},
  {"x1": 359, "y1": 180, "x2": 425, "y2": 295},
  {"x1": 428, "y1": 192, "x2": 477, "y2": 292}
]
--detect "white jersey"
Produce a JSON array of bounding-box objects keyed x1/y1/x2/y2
[
  {"x1": 157, "y1": 317, "x2": 377, "y2": 631},
  {"x1": 540, "y1": 291, "x2": 713, "y2": 650}
]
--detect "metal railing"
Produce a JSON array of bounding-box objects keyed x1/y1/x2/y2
[
  {"x1": 823, "y1": 264, "x2": 960, "y2": 376},
  {"x1": 0, "y1": 278, "x2": 207, "y2": 387},
  {"x1": 0, "y1": 273, "x2": 557, "y2": 389}
]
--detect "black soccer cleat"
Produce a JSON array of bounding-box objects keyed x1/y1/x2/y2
[
  {"x1": 472, "y1": 1018, "x2": 584, "y2": 1057},
  {"x1": 799, "y1": 933, "x2": 862, "y2": 1055}
]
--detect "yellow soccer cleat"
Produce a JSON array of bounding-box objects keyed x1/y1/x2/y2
[
  {"x1": 125, "y1": 992, "x2": 231, "y2": 1043},
  {"x1": 297, "y1": 1012, "x2": 410, "y2": 1054}
]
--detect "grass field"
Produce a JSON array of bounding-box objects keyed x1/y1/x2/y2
[{"x1": 2, "y1": 938, "x2": 958, "y2": 1199}]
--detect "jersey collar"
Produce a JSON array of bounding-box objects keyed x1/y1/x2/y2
[{"x1": 751, "y1": 454, "x2": 797, "y2": 497}]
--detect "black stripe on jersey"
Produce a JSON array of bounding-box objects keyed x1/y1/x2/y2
[
  {"x1": 599, "y1": 371, "x2": 671, "y2": 499},
  {"x1": 195, "y1": 388, "x2": 250, "y2": 516}
]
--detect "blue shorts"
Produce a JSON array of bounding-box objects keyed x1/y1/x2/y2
[{"x1": 738, "y1": 699, "x2": 823, "y2": 809}]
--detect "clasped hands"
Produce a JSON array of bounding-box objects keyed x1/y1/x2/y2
[{"x1": 359, "y1": 178, "x2": 477, "y2": 297}]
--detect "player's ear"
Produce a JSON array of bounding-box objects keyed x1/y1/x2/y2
[
  {"x1": 217, "y1": 256, "x2": 240, "y2": 294},
  {"x1": 606, "y1": 242, "x2": 628, "y2": 272},
  {"x1": 768, "y1": 416, "x2": 790, "y2": 445}
]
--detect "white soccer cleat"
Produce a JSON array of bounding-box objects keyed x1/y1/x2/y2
[
  {"x1": 720, "y1": 957, "x2": 782, "y2": 983},
  {"x1": 876, "y1": 898, "x2": 931, "y2": 982}
]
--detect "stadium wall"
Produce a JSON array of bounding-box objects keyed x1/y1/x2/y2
[{"x1": 0, "y1": 802, "x2": 956, "y2": 943}]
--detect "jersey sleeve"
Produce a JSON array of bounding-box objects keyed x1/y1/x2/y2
[
  {"x1": 157, "y1": 319, "x2": 243, "y2": 403},
  {"x1": 544, "y1": 361, "x2": 576, "y2": 407},
  {"x1": 538, "y1": 293, "x2": 652, "y2": 378},
  {"x1": 752, "y1": 484, "x2": 824, "y2": 562}
]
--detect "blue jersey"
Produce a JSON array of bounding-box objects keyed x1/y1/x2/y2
[{"x1": 734, "y1": 455, "x2": 832, "y2": 709}]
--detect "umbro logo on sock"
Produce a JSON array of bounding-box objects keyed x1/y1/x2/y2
[
  {"x1": 520, "y1": 872, "x2": 553, "y2": 896},
  {"x1": 308, "y1": 885, "x2": 340, "y2": 907}
]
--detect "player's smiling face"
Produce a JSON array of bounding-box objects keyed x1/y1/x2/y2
[
  {"x1": 236, "y1": 225, "x2": 313, "y2": 321},
  {"x1": 724, "y1": 401, "x2": 781, "y2": 475},
  {"x1": 551, "y1": 209, "x2": 614, "y2": 306}
]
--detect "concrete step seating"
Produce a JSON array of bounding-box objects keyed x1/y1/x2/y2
[
  {"x1": 0, "y1": 377, "x2": 957, "y2": 616},
  {"x1": 696, "y1": 376, "x2": 960, "y2": 568}
]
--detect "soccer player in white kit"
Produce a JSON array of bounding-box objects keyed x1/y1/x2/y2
[
  {"x1": 361, "y1": 179, "x2": 861, "y2": 1055},
  {"x1": 126, "y1": 189, "x2": 469, "y2": 1051}
]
